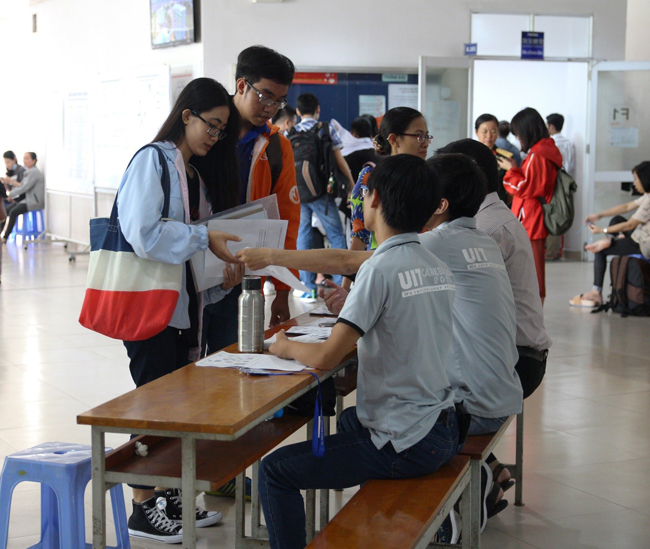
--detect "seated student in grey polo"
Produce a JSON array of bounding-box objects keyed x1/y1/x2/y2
[
  {"x1": 422, "y1": 153, "x2": 523, "y2": 524},
  {"x1": 258, "y1": 155, "x2": 461, "y2": 549}
]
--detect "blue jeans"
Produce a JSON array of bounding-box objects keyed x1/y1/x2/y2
[
  {"x1": 259, "y1": 406, "x2": 460, "y2": 549},
  {"x1": 297, "y1": 195, "x2": 347, "y2": 290},
  {"x1": 467, "y1": 414, "x2": 508, "y2": 436}
]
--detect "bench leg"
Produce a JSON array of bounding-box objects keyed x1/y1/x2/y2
[
  {"x1": 470, "y1": 459, "x2": 481, "y2": 549},
  {"x1": 91, "y1": 427, "x2": 107, "y2": 549},
  {"x1": 235, "y1": 470, "x2": 247, "y2": 549},
  {"x1": 514, "y1": 409, "x2": 524, "y2": 507},
  {"x1": 181, "y1": 435, "x2": 197, "y2": 549},
  {"x1": 461, "y1": 468, "x2": 472, "y2": 549},
  {"x1": 251, "y1": 461, "x2": 268, "y2": 539}
]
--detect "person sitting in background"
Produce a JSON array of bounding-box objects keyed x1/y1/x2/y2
[
  {"x1": 1, "y1": 150, "x2": 27, "y2": 227},
  {"x1": 496, "y1": 121, "x2": 522, "y2": 167},
  {"x1": 571, "y1": 161, "x2": 650, "y2": 308},
  {"x1": 258, "y1": 155, "x2": 461, "y2": 549},
  {"x1": 498, "y1": 108, "x2": 563, "y2": 304},
  {"x1": 271, "y1": 105, "x2": 297, "y2": 135},
  {"x1": 0, "y1": 152, "x2": 45, "y2": 242}
]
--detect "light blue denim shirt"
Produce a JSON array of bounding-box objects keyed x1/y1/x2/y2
[{"x1": 116, "y1": 141, "x2": 228, "y2": 331}]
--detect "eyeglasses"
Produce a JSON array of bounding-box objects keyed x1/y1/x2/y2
[
  {"x1": 191, "y1": 111, "x2": 227, "y2": 140},
  {"x1": 245, "y1": 80, "x2": 287, "y2": 110},
  {"x1": 400, "y1": 133, "x2": 434, "y2": 144},
  {"x1": 360, "y1": 184, "x2": 370, "y2": 199}
]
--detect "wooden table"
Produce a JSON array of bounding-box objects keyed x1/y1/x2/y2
[{"x1": 78, "y1": 312, "x2": 355, "y2": 549}]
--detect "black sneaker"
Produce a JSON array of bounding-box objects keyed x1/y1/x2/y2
[
  {"x1": 128, "y1": 496, "x2": 183, "y2": 544},
  {"x1": 480, "y1": 461, "x2": 493, "y2": 533},
  {"x1": 436, "y1": 508, "x2": 461, "y2": 544},
  {"x1": 154, "y1": 488, "x2": 222, "y2": 527}
]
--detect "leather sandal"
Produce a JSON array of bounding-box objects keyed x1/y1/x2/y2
[
  {"x1": 569, "y1": 294, "x2": 601, "y2": 308},
  {"x1": 491, "y1": 462, "x2": 515, "y2": 493}
]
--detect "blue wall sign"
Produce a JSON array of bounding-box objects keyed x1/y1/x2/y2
[
  {"x1": 521, "y1": 32, "x2": 544, "y2": 60},
  {"x1": 465, "y1": 43, "x2": 477, "y2": 56}
]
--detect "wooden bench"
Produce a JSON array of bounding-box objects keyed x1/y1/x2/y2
[
  {"x1": 458, "y1": 409, "x2": 524, "y2": 549},
  {"x1": 104, "y1": 413, "x2": 310, "y2": 548},
  {"x1": 307, "y1": 455, "x2": 473, "y2": 549}
]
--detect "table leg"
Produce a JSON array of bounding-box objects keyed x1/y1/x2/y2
[
  {"x1": 181, "y1": 436, "x2": 197, "y2": 549},
  {"x1": 235, "y1": 470, "x2": 247, "y2": 548},
  {"x1": 91, "y1": 427, "x2": 106, "y2": 549}
]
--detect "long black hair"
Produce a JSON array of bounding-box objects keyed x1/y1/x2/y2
[
  {"x1": 153, "y1": 77, "x2": 241, "y2": 213},
  {"x1": 633, "y1": 161, "x2": 650, "y2": 193},
  {"x1": 374, "y1": 107, "x2": 424, "y2": 156},
  {"x1": 510, "y1": 108, "x2": 549, "y2": 153}
]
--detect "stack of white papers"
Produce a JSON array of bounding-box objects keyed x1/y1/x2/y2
[{"x1": 196, "y1": 351, "x2": 307, "y2": 372}]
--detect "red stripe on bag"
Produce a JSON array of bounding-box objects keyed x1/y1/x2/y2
[{"x1": 79, "y1": 288, "x2": 180, "y2": 341}]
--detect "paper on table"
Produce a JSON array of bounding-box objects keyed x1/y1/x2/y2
[
  {"x1": 264, "y1": 330, "x2": 331, "y2": 350},
  {"x1": 196, "y1": 351, "x2": 307, "y2": 372},
  {"x1": 286, "y1": 326, "x2": 333, "y2": 338},
  {"x1": 308, "y1": 305, "x2": 338, "y2": 317}
]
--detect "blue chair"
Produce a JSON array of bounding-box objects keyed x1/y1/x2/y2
[
  {"x1": 0, "y1": 442, "x2": 130, "y2": 549},
  {"x1": 8, "y1": 209, "x2": 46, "y2": 249}
]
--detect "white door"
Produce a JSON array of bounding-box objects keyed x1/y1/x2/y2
[
  {"x1": 418, "y1": 57, "x2": 472, "y2": 156},
  {"x1": 587, "y1": 61, "x2": 650, "y2": 256}
]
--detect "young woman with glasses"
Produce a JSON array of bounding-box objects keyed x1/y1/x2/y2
[
  {"x1": 341, "y1": 108, "x2": 433, "y2": 279},
  {"x1": 115, "y1": 77, "x2": 245, "y2": 544}
]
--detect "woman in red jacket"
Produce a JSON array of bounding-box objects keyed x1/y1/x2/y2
[{"x1": 497, "y1": 108, "x2": 563, "y2": 303}]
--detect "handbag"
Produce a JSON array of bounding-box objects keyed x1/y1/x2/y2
[{"x1": 79, "y1": 144, "x2": 183, "y2": 341}]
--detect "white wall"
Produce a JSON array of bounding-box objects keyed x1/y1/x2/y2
[
  {"x1": 473, "y1": 60, "x2": 589, "y2": 253},
  {"x1": 626, "y1": 0, "x2": 650, "y2": 60},
  {"x1": 201, "y1": 0, "x2": 627, "y2": 90}
]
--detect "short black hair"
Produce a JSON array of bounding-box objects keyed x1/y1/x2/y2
[
  {"x1": 3, "y1": 151, "x2": 16, "y2": 161},
  {"x1": 366, "y1": 154, "x2": 441, "y2": 233},
  {"x1": 498, "y1": 120, "x2": 510, "y2": 138},
  {"x1": 436, "y1": 138, "x2": 499, "y2": 195},
  {"x1": 235, "y1": 45, "x2": 295, "y2": 86},
  {"x1": 633, "y1": 161, "x2": 650, "y2": 193},
  {"x1": 546, "y1": 113, "x2": 564, "y2": 132},
  {"x1": 511, "y1": 108, "x2": 549, "y2": 153},
  {"x1": 428, "y1": 153, "x2": 487, "y2": 220},
  {"x1": 296, "y1": 93, "x2": 319, "y2": 116},
  {"x1": 272, "y1": 105, "x2": 296, "y2": 124},
  {"x1": 350, "y1": 116, "x2": 373, "y2": 139},
  {"x1": 474, "y1": 113, "x2": 499, "y2": 131},
  {"x1": 361, "y1": 114, "x2": 379, "y2": 137}
]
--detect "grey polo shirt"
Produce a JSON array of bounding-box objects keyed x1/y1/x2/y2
[
  {"x1": 337, "y1": 233, "x2": 456, "y2": 453},
  {"x1": 419, "y1": 217, "x2": 523, "y2": 419},
  {"x1": 475, "y1": 192, "x2": 552, "y2": 351}
]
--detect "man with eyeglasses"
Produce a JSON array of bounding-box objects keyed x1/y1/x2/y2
[{"x1": 202, "y1": 45, "x2": 299, "y2": 348}]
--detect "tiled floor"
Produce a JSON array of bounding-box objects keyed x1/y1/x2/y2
[{"x1": 1, "y1": 240, "x2": 650, "y2": 548}]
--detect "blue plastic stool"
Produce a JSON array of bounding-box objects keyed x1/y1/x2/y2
[
  {"x1": 8, "y1": 209, "x2": 45, "y2": 246},
  {"x1": 0, "y1": 442, "x2": 130, "y2": 549}
]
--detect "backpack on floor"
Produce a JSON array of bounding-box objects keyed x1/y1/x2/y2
[
  {"x1": 539, "y1": 168, "x2": 577, "y2": 236},
  {"x1": 605, "y1": 255, "x2": 650, "y2": 317}
]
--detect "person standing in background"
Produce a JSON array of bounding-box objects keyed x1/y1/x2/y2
[
  {"x1": 272, "y1": 105, "x2": 297, "y2": 136},
  {"x1": 545, "y1": 113, "x2": 576, "y2": 260},
  {"x1": 496, "y1": 121, "x2": 522, "y2": 167},
  {"x1": 498, "y1": 108, "x2": 563, "y2": 304}
]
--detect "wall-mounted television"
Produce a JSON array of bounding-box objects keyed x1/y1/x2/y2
[{"x1": 150, "y1": 0, "x2": 198, "y2": 49}]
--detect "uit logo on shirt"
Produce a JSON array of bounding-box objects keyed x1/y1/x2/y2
[
  {"x1": 398, "y1": 267, "x2": 454, "y2": 297},
  {"x1": 462, "y1": 247, "x2": 504, "y2": 271}
]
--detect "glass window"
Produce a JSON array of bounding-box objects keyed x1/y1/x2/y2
[
  {"x1": 533, "y1": 15, "x2": 591, "y2": 58},
  {"x1": 471, "y1": 13, "x2": 530, "y2": 57}
]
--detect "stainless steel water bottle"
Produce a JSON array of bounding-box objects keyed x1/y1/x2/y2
[{"x1": 238, "y1": 276, "x2": 265, "y2": 353}]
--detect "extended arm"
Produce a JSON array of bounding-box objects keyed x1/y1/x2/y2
[
  {"x1": 585, "y1": 200, "x2": 638, "y2": 223},
  {"x1": 269, "y1": 322, "x2": 360, "y2": 370},
  {"x1": 236, "y1": 247, "x2": 372, "y2": 275}
]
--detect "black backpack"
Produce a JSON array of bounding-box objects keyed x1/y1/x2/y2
[
  {"x1": 598, "y1": 255, "x2": 650, "y2": 317},
  {"x1": 288, "y1": 122, "x2": 337, "y2": 204}
]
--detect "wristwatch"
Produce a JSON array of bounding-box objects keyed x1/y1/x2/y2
[{"x1": 604, "y1": 227, "x2": 608, "y2": 234}]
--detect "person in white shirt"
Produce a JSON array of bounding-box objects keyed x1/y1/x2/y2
[{"x1": 546, "y1": 113, "x2": 576, "y2": 260}]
